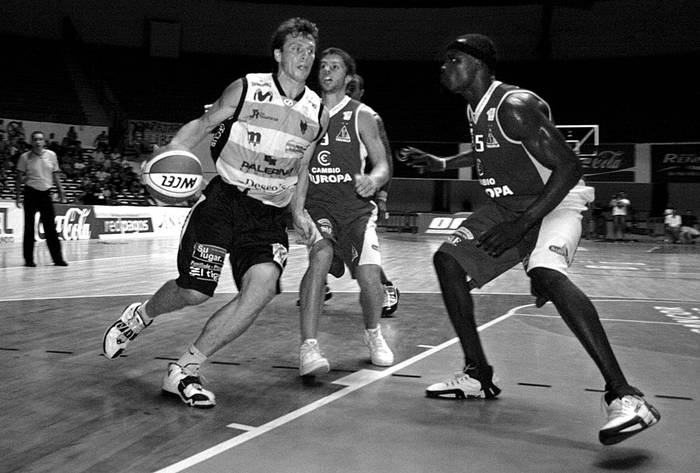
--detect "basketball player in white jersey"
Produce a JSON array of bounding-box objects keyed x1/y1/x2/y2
[
  {"x1": 102, "y1": 17, "x2": 328, "y2": 408},
  {"x1": 400, "y1": 34, "x2": 659, "y2": 445}
]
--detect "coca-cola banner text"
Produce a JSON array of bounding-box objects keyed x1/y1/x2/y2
[
  {"x1": 579, "y1": 144, "x2": 636, "y2": 182},
  {"x1": 651, "y1": 144, "x2": 700, "y2": 183}
]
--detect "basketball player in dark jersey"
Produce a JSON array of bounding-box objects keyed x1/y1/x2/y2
[
  {"x1": 400, "y1": 34, "x2": 659, "y2": 445},
  {"x1": 346, "y1": 73, "x2": 399, "y2": 317},
  {"x1": 102, "y1": 18, "x2": 328, "y2": 408},
  {"x1": 297, "y1": 48, "x2": 394, "y2": 376}
]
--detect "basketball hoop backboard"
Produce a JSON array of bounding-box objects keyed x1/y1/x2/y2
[{"x1": 556, "y1": 124, "x2": 599, "y2": 157}]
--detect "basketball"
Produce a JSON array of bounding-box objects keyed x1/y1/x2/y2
[{"x1": 141, "y1": 149, "x2": 204, "y2": 204}]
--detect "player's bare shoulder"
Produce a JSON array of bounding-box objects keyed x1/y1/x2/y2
[{"x1": 498, "y1": 90, "x2": 550, "y2": 139}]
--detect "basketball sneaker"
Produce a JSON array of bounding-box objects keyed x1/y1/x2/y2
[
  {"x1": 363, "y1": 326, "x2": 394, "y2": 366},
  {"x1": 599, "y1": 395, "x2": 660, "y2": 445},
  {"x1": 161, "y1": 363, "x2": 216, "y2": 408},
  {"x1": 426, "y1": 367, "x2": 501, "y2": 399},
  {"x1": 381, "y1": 282, "x2": 400, "y2": 317},
  {"x1": 299, "y1": 339, "x2": 330, "y2": 376},
  {"x1": 102, "y1": 302, "x2": 150, "y2": 359}
]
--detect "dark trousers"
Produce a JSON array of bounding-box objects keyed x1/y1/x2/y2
[{"x1": 23, "y1": 186, "x2": 63, "y2": 264}]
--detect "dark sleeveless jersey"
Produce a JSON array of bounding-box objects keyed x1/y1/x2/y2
[
  {"x1": 307, "y1": 96, "x2": 373, "y2": 213},
  {"x1": 468, "y1": 81, "x2": 554, "y2": 212}
]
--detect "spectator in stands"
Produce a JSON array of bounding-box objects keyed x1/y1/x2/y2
[
  {"x1": 610, "y1": 192, "x2": 631, "y2": 241},
  {"x1": 15, "y1": 131, "x2": 68, "y2": 267},
  {"x1": 0, "y1": 119, "x2": 6, "y2": 141},
  {"x1": 680, "y1": 209, "x2": 699, "y2": 244},
  {"x1": 46, "y1": 133, "x2": 61, "y2": 152},
  {"x1": 664, "y1": 208, "x2": 682, "y2": 243},
  {"x1": 93, "y1": 131, "x2": 110, "y2": 152}
]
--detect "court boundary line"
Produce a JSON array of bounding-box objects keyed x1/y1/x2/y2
[{"x1": 152, "y1": 305, "x2": 527, "y2": 473}]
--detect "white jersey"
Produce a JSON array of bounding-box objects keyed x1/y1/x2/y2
[{"x1": 210, "y1": 73, "x2": 324, "y2": 207}]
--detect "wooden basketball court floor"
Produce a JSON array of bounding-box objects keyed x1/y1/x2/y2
[{"x1": 1, "y1": 231, "x2": 699, "y2": 473}]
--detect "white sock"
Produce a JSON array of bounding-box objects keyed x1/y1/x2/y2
[{"x1": 177, "y1": 344, "x2": 207, "y2": 375}]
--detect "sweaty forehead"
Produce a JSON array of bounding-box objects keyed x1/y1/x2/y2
[{"x1": 284, "y1": 34, "x2": 316, "y2": 48}]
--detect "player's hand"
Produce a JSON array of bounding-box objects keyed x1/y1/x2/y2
[
  {"x1": 398, "y1": 146, "x2": 445, "y2": 172},
  {"x1": 293, "y1": 209, "x2": 316, "y2": 246},
  {"x1": 377, "y1": 199, "x2": 388, "y2": 221},
  {"x1": 354, "y1": 174, "x2": 378, "y2": 198},
  {"x1": 477, "y1": 220, "x2": 530, "y2": 257}
]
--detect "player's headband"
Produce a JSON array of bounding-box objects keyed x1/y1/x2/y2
[{"x1": 447, "y1": 39, "x2": 497, "y2": 70}]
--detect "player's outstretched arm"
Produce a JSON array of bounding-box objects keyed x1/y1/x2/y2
[{"x1": 398, "y1": 146, "x2": 475, "y2": 172}]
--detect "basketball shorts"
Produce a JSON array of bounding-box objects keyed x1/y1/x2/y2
[
  {"x1": 176, "y1": 176, "x2": 289, "y2": 296},
  {"x1": 438, "y1": 184, "x2": 594, "y2": 288},
  {"x1": 306, "y1": 201, "x2": 381, "y2": 279}
]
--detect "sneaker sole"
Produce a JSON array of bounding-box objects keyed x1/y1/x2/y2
[
  {"x1": 102, "y1": 321, "x2": 125, "y2": 359},
  {"x1": 300, "y1": 359, "x2": 330, "y2": 377},
  {"x1": 425, "y1": 388, "x2": 487, "y2": 400},
  {"x1": 161, "y1": 384, "x2": 216, "y2": 409},
  {"x1": 599, "y1": 405, "x2": 661, "y2": 445}
]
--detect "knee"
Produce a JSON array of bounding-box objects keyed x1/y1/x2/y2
[
  {"x1": 433, "y1": 251, "x2": 464, "y2": 280},
  {"x1": 529, "y1": 267, "x2": 567, "y2": 294}
]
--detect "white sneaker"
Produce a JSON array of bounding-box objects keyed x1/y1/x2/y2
[
  {"x1": 161, "y1": 363, "x2": 216, "y2": 408},
  {"x1": 599, "y1": 395, "x2": 660, "y2": 445},
  {"x1": 102, "y1": 302, "x2": 150, "y2": 359},
  {"x1": 363, "y1": 327, "x2": 394, "y2": 366},
  {"x1": 299, "y1": 339, "x2": 330, "y2": 376},
  {"x1": 426, "y1": 369, "x2": 501, "y2": 399}
]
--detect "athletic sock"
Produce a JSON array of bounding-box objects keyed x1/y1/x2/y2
[
  {"x1": 177, "y1": 344, "x2": 207, "y2": 376},
  {"x1": 137, "y1": 300, "x2": 152, "y2": 325}
]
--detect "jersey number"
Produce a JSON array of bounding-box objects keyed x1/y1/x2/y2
[{"x1": 473, "y1": 134, "x2": 485, "y2": 152}]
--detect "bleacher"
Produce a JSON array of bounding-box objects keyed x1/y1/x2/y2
[{"x1": 1, "y1": 36, "x2": 86, "y2": 125}]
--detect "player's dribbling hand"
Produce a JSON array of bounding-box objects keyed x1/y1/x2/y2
[
  {"x1": 477, "y1": 220, "x2": 530, "y2": 257},
  {"x1": 354, "y1": 174, "x2": 378, "y2": 198},
  {"x1": 377, "y1": 199, "x2": 388, "y2": 221},
  {"x1": 293, "y1": 209, "x2": 316, "y2": 246},
  {"x1": 398, "y1": 147, "x2": 445, "y2": 172}
]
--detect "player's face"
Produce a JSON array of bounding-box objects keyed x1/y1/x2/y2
[
  {"x1": 318, "y1": 54, "x2": 348, "y2": 93},
  {"x1": 440, "y1": 50, "x2": 476, "y2": 93},
  {"x1": 277, "y1": 34, "x2": 316, "y2": 83}
]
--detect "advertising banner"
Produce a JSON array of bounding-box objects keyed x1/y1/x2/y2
[
  {"x1": 580, "y1": 144, "x2": 636, "y2": 182},
  {"x1": 651, "y1": 143, "x2": 700, "y2": 182},
  {"x1": 0, "y1": 202, "x2": 190, "y2": 244}
]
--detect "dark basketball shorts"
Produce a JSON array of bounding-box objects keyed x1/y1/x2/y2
[
  {"x1": 306, "y1": 201, "x2": 380, "y2": 279},
  {"x1": 438, "y1": 184, "x2": 592, "y2": 288},
  {"x1": 176, "y1": 176, "x2": 289, "y2": 296}
]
